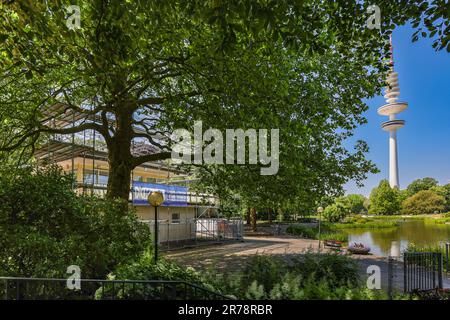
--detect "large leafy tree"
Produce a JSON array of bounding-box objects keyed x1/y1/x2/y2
[
  {"x1": 336, "y1": 194, "x2": 367, "y2": 215},
  {"x1": 369, "y1": 180, "x2": 401, "y2": 215},
  {"x1": 406, "y1": 177, "x2": 439, "y2": 197},
  {"x1": 401, "y1": 189, "x2": 446, "y2": 215},
  {"x1": 431, "y1": 183, "x2": 450, "y2": 212},
  {"x1": 0, "y1": 1, "x2": 447, "y2": 201}
]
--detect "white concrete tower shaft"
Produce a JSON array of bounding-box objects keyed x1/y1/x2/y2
[
  {"x1": 389, "y1": 130, "x2": 399, "y2": 187},
  {"x1": 377, "y1": 35, "x2": 408, "y2": 188}
]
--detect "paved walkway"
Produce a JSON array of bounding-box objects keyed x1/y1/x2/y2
[
  {"x1": 165, "y1": 236, "x2": 320, "y2": 272},
  {"x1": 165, "y1": 235, "x2": 450, "y2": 291}
]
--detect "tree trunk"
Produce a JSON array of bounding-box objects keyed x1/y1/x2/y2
[
  {"x1": 106, "y1": 150, "x2": 133, "y2": 200},
  {"x1": 250, "y1": 207, "x2": 257, "y2": 232},
  {"x1": 246, "y1": 208, "x2": 251, "y2": 225},
  {"x1": 106, "y1": 109, "x2": 134, "y2": 201},
  {"x1": 268, "y1": 208, "x2": 272, "y2": 224}
]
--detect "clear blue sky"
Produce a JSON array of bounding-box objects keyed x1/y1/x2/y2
[{"x1": 344, "y1": 24, "x2": 450, "y2": 197}]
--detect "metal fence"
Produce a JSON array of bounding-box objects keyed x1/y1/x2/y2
[
  {"x1": 142, "y1": 218, "x2": 243, "y2": 250},
  {"x1": 403, "y1": 252, "x2": 443, "y2": 294},
  {"x1": 196, "y1": 219, "x2": 243, "y2": 241},
  {"x1": 445, "y1": 242, "x2": 450, "y2": 273},
  {"x1": 0, "y1": 277, "x2": 230, "y2": 300}
]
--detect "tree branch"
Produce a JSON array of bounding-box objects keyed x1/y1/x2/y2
[
  {"x1": 136, "y1": 90, "x2": 201, "y2": 106},
  {"x1": 38, "y1": 122, "x2": 106, "y2": 136},
  {"x1": 132, "y1": 151, "x2": 172, "y2": 167}
]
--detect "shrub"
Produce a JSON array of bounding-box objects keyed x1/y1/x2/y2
[
  {"x1": 288, "y1": 253, "x2": 359, "y2": 288},
  {"x1": 240, "y1": 255, "x2": 283, "y2": 292},
  {"x1": 401, "y1": 190, "x2": 445, "y2": 215},
  {"x1": 204, "y1": 253, "x2": 365, "y2": 300},
  {"x1": 94, "y1": 252, "x2": 208, "y2": 299},
  {"x1": 323, "y1": 203, "x2": 348, "y2": 222},
  {"x1": 0, "y1": 165, "x2": 150, "y2": 279},
  {"x1": 286, "y1": 225, "x2": 317, "y2": 239}
]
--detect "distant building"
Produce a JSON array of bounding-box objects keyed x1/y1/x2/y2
[{"x1": 34, "y1": 105, "x2": 242, "y2": 248}]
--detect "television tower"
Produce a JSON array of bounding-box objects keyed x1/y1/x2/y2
[{"x1": 377, "y1": 36, "x2": 408, "y2": 188}]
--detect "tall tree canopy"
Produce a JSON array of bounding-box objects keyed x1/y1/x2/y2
[
  {"x1": 0, "y1": 1, "x2": 447, "y2": 201},
  {"x1": 369, "y1": 180, "x2": 401, "y2": 215},
  {"x1": 406, "y1": 177, "x2": 439, "y2": 197}
]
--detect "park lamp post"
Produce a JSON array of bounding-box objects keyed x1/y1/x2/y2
[
  {"x1": 148, "y1": 191, "x2": 164, "y2": 264},
  {"x1": 317, "y1": 206, "x2": 324, "y2": 252}
]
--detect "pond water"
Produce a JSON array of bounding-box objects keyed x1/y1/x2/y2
[{"x1": 344, "y1": 219, "x2": 450, "y2": 257}]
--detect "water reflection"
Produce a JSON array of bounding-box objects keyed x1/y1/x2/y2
[{"x1": 345, "y1": 220, "x2": 450, "y2": 256}]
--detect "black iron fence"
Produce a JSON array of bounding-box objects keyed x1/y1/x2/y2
[
  {"x1": 403, "y1": 252, "x2": 443, "y2": 294},
  {"x1": 445, "y1": 242, "x2": 450, "y2": 273},
  {"x1": 0, "y1": 277, "x2": 231, "y2": 300}
]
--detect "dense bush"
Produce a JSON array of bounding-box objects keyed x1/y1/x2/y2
[
  {"x1": 203, "y1": 253, "x2": 385, "y2": 300},
  {"x1": 323, "y1": 203, "x2": 348, "y2": 222},
  {"x1": 0, "y1": 165, "x2": 151, "y2": 279},
  {"x1": 286, "y1": 224, "x2": 317, "y2": 239},
  {"x1": 94, "y1": 252, "x2": 209, "y2": 299},
  {"x1": 401, "y1": 190, "x2": 445, "y2": 215}
]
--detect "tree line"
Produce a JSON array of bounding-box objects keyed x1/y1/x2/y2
[{"x1": 322, "y1": 178, "x2": 450, "y2": 222}]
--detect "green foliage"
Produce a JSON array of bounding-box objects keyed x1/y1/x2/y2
[
  {"x1": 369, "y1": 180, "x2": 401, "y2": 215},
  {"x1": 94, "y1": 253, "x2": 207, "y2": 299},
  {"x1": 328, "y1": 216, "x2": 399, "y2": 229},
  {"x1": 406, "y1": 242, "x2": 445, "y2": 254},
  {"x1": 204, "y1": 253, "x2": 381, "y2": 300},
  {"x1": 0, "y1": 165, "x2": 150, "y2": 278},
  {"x1": 318, "y1": 232, "x2": 348, "y2": 243},
  {"x1": 286, "y1": 224, "x2": 347, "y2": 242},
  {"x1": 3, "y1": 0, "x2": 419, "y2": 203},
  {"x1": 336, "y1": 194, "x2": 367, "y2": 215},
  {"x1": 323, "y1": 203, "x2": 349, "y2": 223},
  {"x1": 286, "y1": 225, "x2": 317, "y2": 239},
  {"x1": 0, "y1": 1, "x2": 448, "y2": 203},
  {"x1": 240, "y1": 255, "x2": 282, "y2": 293},
  {"x1": 423, "y1": 216, "x2": 450, "y2": 225},
  {"x1": 406, "y1": 177, "x2": 439, "y2": 198},
  {"x1": 431, "y1": 184, "x2": 450, "y2": 212},
  {"x1": 401, "y1": 190, "x2": 446, "y2": 215}
]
